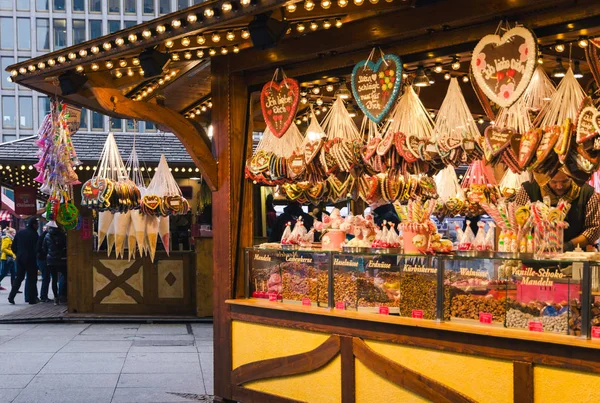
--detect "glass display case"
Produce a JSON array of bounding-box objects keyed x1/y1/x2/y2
[{"x1": 245, "y1": 248, "x2": 598, "y2": 338}]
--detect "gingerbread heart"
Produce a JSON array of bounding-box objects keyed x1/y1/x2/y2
[
  {"x1": 376, "y1": 131, "x2": 394, "y2": 156},
  {"x1": 364, "y1": 137, "x2": 380, "y2": 160},
  {"x1": 351, "y1": 53, "x2": 402, "y2": 124},
  {"x1": 576, "y1": 97, "x2": 598, "y2": 144},
  {"x1": 260, "y1": 78, "x2": 300, "y2": 138},
  {"x1": 518, "y1": 128, "x2": 541, "y2": 170},
  {"x1": 484, "y1": 126, "x2": 514, "y2": 157},
  {"x1": 471, "y1": 26, "x2": 538, "y2": 108},
  {"x1": 303, "y1": 137, "x2": 323, "y2": 165},
  {"x1": 287, "y1": 153, "x2": 306, "y2": 180}
]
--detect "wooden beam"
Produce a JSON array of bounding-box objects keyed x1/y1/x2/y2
[
  {"x1": 244, "y1": 0, "x2": 600, "y2": 86},
  {"x1": 232, "y1": 0, "x2": 574, "y2": 75},
  {"x1": 85, "y1": 73, "x2": 218, "y2": 191},
  {"x1": 513, "y1": 361, "x2": 534, "y2": 403},
  {"x1": 211, "y1": 57, "x2": 252, "y2": 400}
]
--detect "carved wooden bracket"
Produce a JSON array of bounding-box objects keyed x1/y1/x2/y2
[{"x1": 85, "y1": 73, "x2": 218, "y2": 191}]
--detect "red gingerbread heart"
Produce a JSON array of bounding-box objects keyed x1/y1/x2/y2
[{"x1": 260, "y1": 78, "x2": 300, "y2": 138}]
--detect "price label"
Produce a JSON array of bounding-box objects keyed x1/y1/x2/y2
[
  {"x1": 528, "y1": 321, "x2": 544, "y2": 332},
  {"x1": 268, "y1": 293, "x2": 277, "y2": 302},
  {"x1": 335, "y1": 301, "x2": 346, "y2": 310},
  {"x1": 411, "y1": 310, "x2": 423, "y2": 319},
  {"x1": 379, "y1": 306, "x2": 389, "y2": 315},
  {"x1": 592, "y1": 326, "x2": 600, "y2": 339},
  {"x1": 479, "y1": 312, "x2": 493, "y2": 324},
  {"x1": 302, "y1": 298, "x2": 311, "y2": 306}
]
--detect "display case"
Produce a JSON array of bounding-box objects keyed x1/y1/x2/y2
[{"x1": 245, "y1": 248, "x2": 599, "y2": 338}]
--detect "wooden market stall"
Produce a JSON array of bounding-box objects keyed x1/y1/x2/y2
[{"x1": 8, "y1": 0, "x2": 600, "y2": 401}]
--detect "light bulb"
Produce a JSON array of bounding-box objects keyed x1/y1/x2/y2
[
  {"x1": 79, "y1": 49, "x2": 88, "y2": 57},
  {"x1": 286, "y1": 3, "x2": 297, "y2": 12},
  {"x1": 184, "y1": 52, "x2": 192, "y2": 60},
  {"x1": 68, "y1": 52, "x2": 77, "y2": 60},
  {"x1": 128, "y1": 33, "x2": 137, "y2": 42},
  {"x1": 171, "y1": 53, "x2": 180, "y2": 61},
  {"x1": 304, "y1": 0, "x2": 315, "y2": 10},
  {"x1": 579, "y1": 37, "x2": 589, "y2": 48},
  {"x1": 105, "y1": 61, "x2": 114, "y2": 69},
  {"x1": 226, "y1": 31, "x2": 235, "y2": 41},
  {"x1": 555, "y1": 41, "x2": 565, "y2": 53},
  {"x1": 91, "y1": 63, "x2": 99, "y2": 71},
  {"x1": 75, "y1": 65, "x2": 84, "y2": 73},
  {"x1": 165, "y1": 40, "x2": 174, "y2": 48},
  {"x1": 103, "y1": 42, "x2": 112, "y2": 50},
  {"x1": 326, "y1": 84, "x2": 334, "y2": 92},
  {"x1": 171, "y1": 19, "x2": 181, "y2": 28},
  {"x1": 221, "y1": 47, "x2": 228, "y2": 55},
  {"x1": 321, "y1": 0, "x2": 331, "y2": 8},
  {"x1": 47, "y1": 59, "x2": 55, "y2": 66},
  {"x1": 57, "y1": 56, "x2": 66, "y2": 63},
  {"x1": 323, "y1": 20, "x2": 331, "y2": 29},
  {"x1": 338, "y1": 0, "x2": 348, "y2": 6},
  {"x1": 132, "y1": 58, "x2": 140, "y2": 66},
  {"x1": 19, "y1": 67, "x2": 26, "y2": 74},
  {"x1": 37, "y1": 62, "x2": 45, "y2": 69},
  {"x1": 197, "y1": 35, "x2": 206, "y2": 45},
  {"x1": 209, "y1": 48, "x2": 216, "y2": 56},
  {"x1": 354, "y1": 0, "x2": 364, "y2": 5},
  {"x1": 310, "y1": 21, "x2": 318, "y2": 31},
  {"x1": 91, "y1": 46, "x2": 99, "y2": 54},
  {"x1": 335, "y1": 18, "x2": 342, "y2": 28},
  {"x1": 181, "y1": 37, "x2": 191, "y2": 46},
  {"x1": 444, "y1": 72, "x2": 451, "y2": 80},
  {"x1": 156, "y1": 25, "x2": 166, "y2": 34},
  {"x1": 115, "y1": 37, "x2": 124, "y2": 46},
  {"x1": 462, "y1": 75, "x2": 469, "y2": 83},
  {"x1": 451, "y1": 58, "x2": 460, "y2": 70},
  {"x1": 212, "y1": 32, "x2": 221, "y2": 43},
  {"x1": 241, "y1": 30, "x2": 250, "y2": 39},
  {"x1": 127, "y1": 69, "x2": 134, "y2": 77},
  {"x1": 312, "y1": 87, "x2": 320, "y2": 94},
  {"x1": 196, "y1": 50, "x2": 204, "y2": 58},
  {"x1": 119, "y1": 59, "x2": 127, "y2": 67},
  {"x1": 204, "y1": 8, "x2": 214, "y2": 18},
  {"x1": 297, "y1": 23, "x2": 305, "y2": 33},
  {"x1": 233, "y1": 45, "x2": 240, "y2": 53},
  {"x1": 433, "y1": 63, "x2": 443, "y2": 73}
]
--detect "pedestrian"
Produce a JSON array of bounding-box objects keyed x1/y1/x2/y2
[
  {"x1": 0, "y1": 228, "x2": 16, "y2": 291},
  {"x1": 8, "y1": 218, "x2": 39, "y2": 305},
  {"x1": 37, "y1": 225, "x2": 52, "y2": 302},
  {"x1": 42, "y1": 221, "x2": 66, "y2": 305}
]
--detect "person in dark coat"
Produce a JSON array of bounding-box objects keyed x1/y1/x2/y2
[
  {"x1": 36, "y1": 224, "x2": 53, "y2": 302},
  {"x1": 42, "y1": 221, "x2": 67, "y2": 305},
  {"x1": 8, "y1": 217, "x2": 39, "y2": 305},
  {"x1": 269, "y1": 201, "x2": 314, "y2": 243},
  {"x1": 370, "y1": 201, "x2": 401, "y2": 227}
]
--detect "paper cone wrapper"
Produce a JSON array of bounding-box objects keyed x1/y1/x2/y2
[
  {"x1": 114, "y1": 211, "x2": 131, "y2": 259},
  {"x1": 106, "y1": 217, "x2": 116, "y2": 257},
  {"x1": 127, "y1": 220, "x2": 137, "y2": 261},
  {"x1": 158, "y1": 216, "x2": 170, "y2": 256},
  {"x1": 146, "y1": 216, "x2": 159, "y2": 263},
  {"x1": 130, "y1": 210, "x2": 146, "y2": 251},
  {"x1": 97, "y1": 211, "x2": 114, "y2": 251}
]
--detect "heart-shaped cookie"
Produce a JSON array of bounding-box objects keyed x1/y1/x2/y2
[
  {"x1": 364, "y1": 137, "x2": 380, "y2": 160},
  {"x1": 351, "y1": 53, "x2": 402, "y2": 124},
  {"x1": 287, "y1": 153, "x2": 306, "y2": 180},
  {"x1": 518, "y1": 128, "x2": 541, "y2": 169},
  {"x1": 260, "y1": 77, "x2": 300, "y2": 138},
  {"x1": 471, "y1": 26, "x2": 537, "y2": 108},
  {"x1": 376, "y1": 131, "x2": 394, "y2": 156},
  {"x1": 484, "y1": 126, "x2": 514, "y2": 157},
  {"x1": 577, "y1": 97, "x2": 598, "y2": 144},
  {"x1": 303, "y1": 137, "x2": 323, "y2": 165}
]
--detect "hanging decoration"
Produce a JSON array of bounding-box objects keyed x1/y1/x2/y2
[
  {"x1": 470, "y1": 24, "x2": 538, "y2": 108},
  {"x1": 432, "y1": 78, "x2": 482, "y2": 166},
  {"x1": 126, "y1": 137, "x2": 148, "y2": 258},
  {"x1": 521, "y1": 65, "x2": 556, "y2": 112},
  {"x1": 260, "y1": 69, "x2": 300, "y2": 138},
  {"x1": 34, "y1": 100, "x2": 81, "y2": 230},
  {"x1": 351, "y1": 49, "x2": 402, "y2": 124}
]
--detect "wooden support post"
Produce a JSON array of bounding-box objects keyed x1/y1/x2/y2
[
  {"x1": 513, "y1": 361, "x2": 534, "y2": 403},
  {"x1": 85, "y1": 73, "x2": 218, "y2": 191},
  {"x1": 211, "y1": 55, "x2": 252, "y2": 400}
]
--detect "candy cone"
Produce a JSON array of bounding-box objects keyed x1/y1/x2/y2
[
  {"x1": 130, "y1": 210, "x2": 146, "y2": 251},
  {"x1": 114, "y1": 211, "x2": 131, "y2": 259},
  {"x1": 158, "y1": 216, "x2": 170, "y2": 255},
  {"x1": 146, "y1": 216, "x2": 159, "y2": 263},
  {"x1": 98, "y1": 211, "x2": 114, "y2": 251},
  {"x1": 106, "y1": 217, "x2": 116, "y2": 257},
  {"x1": 127, "y1": 219, "x2": 137, "y2": 261}
]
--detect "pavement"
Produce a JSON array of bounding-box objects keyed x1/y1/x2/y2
[{"x1": 0, "y1": 282, "x2": 215, "y2": 403}]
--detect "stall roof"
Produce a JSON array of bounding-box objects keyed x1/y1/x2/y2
[
  {"x1": 0, "y1": 132, "x2": 194, "y2": 164},
  {"x1": 7, "y1": 0, "x2": 600, "y2": 190}
]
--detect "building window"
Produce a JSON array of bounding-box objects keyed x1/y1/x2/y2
[
  {"x1": 89, "y1": 20, "x2": 102, "y2": 39},
  {"x1": 89, "y1": 0, "x2": 101, "y2": 12},
  {"x1": 2, "y1": 96, "x2": 15, "y2": 129},
  {"x1": 178, "y1": 0, "x2": 188, "y2": 9},
  {"x1": 1, "y1": 17, "x2": 14, "y2": 50},
  {"x1": 53, "y1": 19, "x2": 67, "y2": 49},
  {"x1": 111, "y1": 118, "x2": 122, "y2": 130},
  {"x1": 125, "y1": 0, "x2": 136, "y2": 13},
  {"x1": 108, "y1": 20, "x2": 121, "y2": 34},
  {"x1": 126, "y1": 119, "x2": 136, "y2": 131},
  {"x1": 92, "y1": 112, "x2": 104, "y2": 130},
  {"x1": 124, "y1": 21, "x2": 137, "y2": 28},
  {"x1": 36, "y1": 0, "x2": 49, "y2": 10},
  {"x1": 17, "y1": 18, "x2": 31, "y2": 51},
  {"x1": 72, "y1": 20, "x2": 85, "y2": 45},
  {"x1": 159, "y1": 0, "x2": 170, "y2": 14},
  {"x1": 80, "y1": 108, "x2": 87, "y2": 130},
  {"x1": 2, "y1": 134, "x2": 16, "y2": 143},
  {"x1": 146, "y1": 121, "x2": 156, "y2": 131},
  {"x1": 1, "y1": 57, "x2": 14, "y2": 90},
  {"x1": 19, "y1": 97, "x2": 33, "y2": 129},
  {"x1": 36, "y1": 19, "x2": 50, "y2": 51},
  {"x1": 108, "y1": 0, "x2": 119, "y2": 13},
  {"x1": 143, "y1": 0, "x2": 154, "y2": 14},
  {"x1": 38, "y1": 97, "x2": 50, "y2": 127},
  {"x1": 53, "y1": 0, "x2": 65, "y2": 11},
  {"x1": 0, "y1": 0, "x2": 12, "y2": 10},
  {"x1": 17, "y1": 0, "x2": 30, "y2": 11},
  {"x1": 193, "y1": 0, "x2": 203, "y2": 4},
  {"x1": 72, "y1": 0, "x2": 84, "y2": 11}
]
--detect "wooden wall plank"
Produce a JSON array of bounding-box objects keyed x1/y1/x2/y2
[
  {"x1": 195, "y1": 237, "x2": 213, "y2": 317},
  {"x1": 340, "y1": 335, "x2": 356, "y2": 403},
  {"x1": 513, "y1": 361, "x2": 534, "y2": 403}
]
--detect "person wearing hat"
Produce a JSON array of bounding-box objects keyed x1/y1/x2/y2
[
  {"x1": 0, "y1": 228, "x2": 16, "y2": 291},
  {"x1": 515, "y1": 170, "x2": 600, "y2": 251},
  {"x1": 8, "y1": 218, "x2": 39, "y2": 304},
  {"x1": 42, "y1": 220, "x2": 67, "y2": 305}
]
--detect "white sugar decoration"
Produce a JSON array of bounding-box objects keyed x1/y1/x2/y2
[{"x1": 535, "y1": 67, "x2": 585, "y2": 128}]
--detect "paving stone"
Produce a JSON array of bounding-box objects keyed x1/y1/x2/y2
[
  {"x1": 40, "y1": 352, "x2": 126, "y2": 374},
  {"x1": 0, "y1": 374, "x2": 34, "y2": 389},
  {"x1": 117, "y1": 373, "x2": 205, "y2": 393},
  {"x1": 12, "y1": 387, "x2": 114, "y2": 403},
  {"x1": 0, "y1": 388, "x2": 22, "y2": 403},
  {"x1": 0, "y1": 353, "x2": 53, "y2": 374},
  {"x1": 136, "y1": 324, "x2": 189, "y2": 335},
  {"x1": 111, "y1": 387, "x2": 202, "y2": 402},
  {"x1": 80, "y1": 324, "x2": 140, "y2": 335},
  {"x1": 59, "y1": 340, "x2": 133, "y2": 353},
  {"x1": 27, "y1": 373, "x2": 119, "y2": 389},
  {"x1": 122, "y1": 353, "x2": 200, "y2": 374},
  {"x1": 0, "y1": 337, "x2": 72, "y2": 353},
  {"x1": 199, "y1": 353, "x2": 214, "y2": 396}
]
